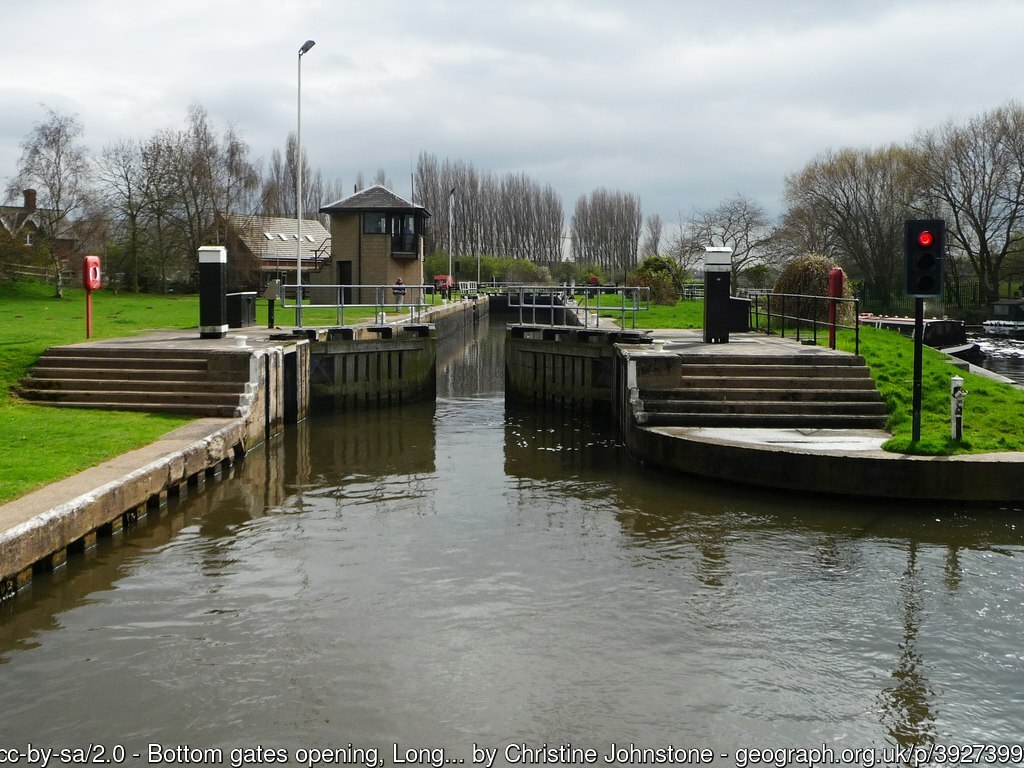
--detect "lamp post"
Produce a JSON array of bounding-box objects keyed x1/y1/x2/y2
[
  {"x1": 296, "y1": 38, "x2": 315, "y2": 326},
  {"x1": 447, "y1": 187, "x2": 454, "y2": 287}
]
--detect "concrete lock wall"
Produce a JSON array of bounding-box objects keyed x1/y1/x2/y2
[
  {"x1": 0, "y1": 419, "x2": 249, "y2": 600},
  {"x1": 305, "y1": 296, "x2": 487, "y2": 411},
  {"x1": 309, "y1": 327, "x2": 437, "y2": 411},
  {"x1": 505, "y1": 325, "x2": 652, "y2": 411},
  {"x1": 0, "y1": 337, "x2": 310, "y2": 599}
]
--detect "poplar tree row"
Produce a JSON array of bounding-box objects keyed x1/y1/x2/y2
[
  {"x1": 414, "y1": 152, "x2": 643, "y2": 276},
  {"x1": 570, "y1": 188, "x2": 643, "y2": 277},
  {"x1": 414, "y1": 153, "x2": 564, "y2": 264}
]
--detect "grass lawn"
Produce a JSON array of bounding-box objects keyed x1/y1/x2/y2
[
  {"x1": 628, "y1": 299, "x2": 704, "y2": 329},
  {"x1": 593, "y1": 295, "x2": 704, "y2": 329},
  {"x1": 835, "y1": 325, "x2": 1024, "y2": 455},
  {"x1": 0, "y1": 281, "x2": 200, "y2": 504}
]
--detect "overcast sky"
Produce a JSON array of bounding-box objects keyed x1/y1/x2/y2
[{"x1": 2, "y1": 0, "x2": 1023, "y2": 227}]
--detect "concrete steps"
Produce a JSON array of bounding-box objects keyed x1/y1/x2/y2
[
  {"x1": 637, "y1": 352, "x2": 889, "y2": 429},
  {"x1": 17, "y1": 346, "x2": 252, "y2": 417}
]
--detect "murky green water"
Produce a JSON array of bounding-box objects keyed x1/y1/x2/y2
[{"x1": 2, "y1": 317, "x2": 1023, "y2": 764}]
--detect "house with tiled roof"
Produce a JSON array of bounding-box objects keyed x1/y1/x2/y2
[
  {"x1": 0, "y1": 189, "x2": 75, "y2": 282},
  {"x1": 223, "y1": 212, "x2": 331, "y2": 289},
  {"x1": 318, "y1": 185, "x2": 431, "y2": 302},
  {"x1": 0, "y1": 189, "x2": 42, "y2": 244}
]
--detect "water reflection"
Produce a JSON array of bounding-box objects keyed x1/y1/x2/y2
[
  {"x1": 878, "y1": 543, "x2": 938, "y2": 747},
  {"x1": 2, "y1": 315, "x2": 1023, "y2": 750},
  {"x1": 973, "y1": 334, "x2": 1024, "y2": 384},
  {"x1": 438, "y1": 314, "x2": 504, "y2": 397}
]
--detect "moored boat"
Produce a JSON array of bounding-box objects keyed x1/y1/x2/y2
[
  {"x1": 982, "y1": 299, "x2": 1024, "y2": 339},
  {"x1": 860, "y1": 314, "x2": 982, "y2": 361}
]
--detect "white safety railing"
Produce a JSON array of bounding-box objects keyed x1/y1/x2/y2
[
  {"x1": 506, "y1": 284, "x2": 651, "y2": 328},
  {"x1": 278, "y1": 283, "x2": 444, "y2": 325}
]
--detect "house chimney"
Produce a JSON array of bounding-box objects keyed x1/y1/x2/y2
[{"x1": 23, "y1": 189, "x2": 36, "y2": 212}]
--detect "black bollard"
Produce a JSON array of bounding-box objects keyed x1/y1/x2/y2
[
  {"x1": 198, "y1": 246, "x2": 228, "y2": 339},
  {"x1": 702, "y1": 247, "x2": 733, "y2": 344},
  {"x1": 263, "y1": 279, "x2": 281, "y2": 329}
]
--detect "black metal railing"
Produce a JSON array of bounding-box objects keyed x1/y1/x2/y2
[
  {"x1": 751, "y1": 292, "x2": 860, "y2": 355},
  {"x1": 391, "y1": 234, "x2": 418, "y2": 255}
]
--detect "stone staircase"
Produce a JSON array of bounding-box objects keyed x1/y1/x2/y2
[
  {"x1": 636, "y1": 352, "x2": 889, "y2": 429},
  {"x1": 16, "y1": 346, "x2": 254, "y2": 417}
]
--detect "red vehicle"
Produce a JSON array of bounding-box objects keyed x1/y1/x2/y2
[{"x1": 432, "y1": 274, "x2": 454, "y2": 297}]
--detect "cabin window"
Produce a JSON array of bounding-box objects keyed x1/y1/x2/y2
[
  {"x1": 363, "y1": 213, "x2": 387, "y2": 234},
  {"x1": 993, "y1": 304, "x2": 1010, "y2": 317}
]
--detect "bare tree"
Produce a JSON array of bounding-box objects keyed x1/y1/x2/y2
[
  {"x1": 96, "y1": 138, "x2": 148, "y2": 291},
  {"x1": 260, "y1": 132, "x2": 324, "y2": 218},
  {"x1": 139, "y1": 130, "x2": 189, "y2": 291},
  {"x1": 915, "y1": 103, "x2": 1024, "y2": 305},
  {"x1": 683, "y1": 193, "x2": 774, "y2": 283},
  {"x1": 372, "y1": 168, "x2": 393, "y2": 189},
  {"x1": 770, "y1": 198, "x2": 841, "y2": 264},
  {"x1": 414, "y1": 152, "x2": 563, "y2": 265},
  {"x1": 641, "y1": 213, "x2": 664, "y2": 257},
  {"x1": 666, "y1": 209, "x2": 705, "y2": 277},
  {"x1": 161, "y1": 105, "x2": 219, "y2": 265},
  {"x1": 217, "y1": 123, "x2": 261, "y2": 229},
  {"x1": 6, "y1": 106, "x2": 93, "y2": 296},
  {"x1": 782, "y1": 147, "x2": 918, "y2": 295}
]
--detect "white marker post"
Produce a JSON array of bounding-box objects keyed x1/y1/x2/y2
[{"x1": 950, "y1": 375, "x2": 966, "y2": 440}]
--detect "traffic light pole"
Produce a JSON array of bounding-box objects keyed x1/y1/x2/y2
[
  {"x1": 905, "y1": 219, "x2": 944, "y2": 445},
  {"x1": 912, "y1": 297, "x2": 924, "y2": 442}
]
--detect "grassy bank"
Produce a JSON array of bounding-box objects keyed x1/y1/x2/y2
[
  {"x1": 835, "y1": 326, "x2": 1024, "y2": 455},
  {"x1": 0, "y1": 282, "x2": 392, "y2": 504},
  {"x1": 0, "y1": 282, "x2": 200, "y2": 503}
]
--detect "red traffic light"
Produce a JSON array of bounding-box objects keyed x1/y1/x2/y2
[{"x1": 905, "y1": 219, "x2": 945, "y2": 297}]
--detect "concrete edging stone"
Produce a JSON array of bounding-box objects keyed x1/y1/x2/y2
[{"x1": 0, "y1": 417, "x2": 245, "y2": 595}]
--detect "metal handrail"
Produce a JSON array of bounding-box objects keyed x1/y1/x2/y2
[
  {"x1": 278, "y1": 283, "x2": 440, "y2": 325},
  {"x1": 751, "y1": 292, "x2": 860, "y2": 354},
  {"x1": 504, "y1": 284, "x2": 651, "y2": 328}
]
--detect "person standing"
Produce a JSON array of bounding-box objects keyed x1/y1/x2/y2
[{"x1": 392, "y1": 277, "x2": 406, "y2": 307}]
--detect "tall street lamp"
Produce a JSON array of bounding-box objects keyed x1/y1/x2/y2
[
  {"x1": 448, "y1": 187, "x2": 455, "y2": 287},
  {"x1": 296, "y1": 38, "x2": 315, "y2": 326}
]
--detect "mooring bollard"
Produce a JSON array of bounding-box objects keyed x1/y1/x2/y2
[{"x1": 263, "y1": 279, "x2": 281, "y2": 329}]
